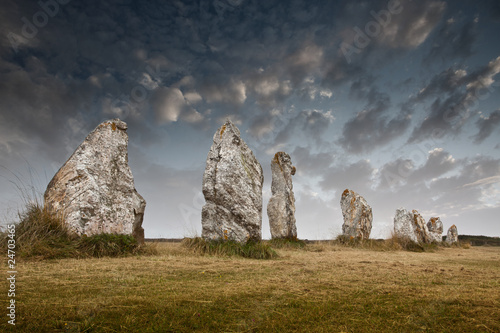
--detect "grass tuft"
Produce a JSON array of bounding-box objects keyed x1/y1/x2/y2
[
  {"x1": 77, "y1": 233, "x2": 145, "y2": 258},
  {"x1": 334, "y1": 234, "x2": 449, "y2": 252},
  {"x1": 1, "y1": 203, "x2": 78, "y2": 259},
  {"x1": 268, "y1": 237, "x2": 306, "y2": 249},
  {"x1": 182, "y1": 237, "x2": 278, "y2": 259},
  {"x1": 0, "y1": 203, "x2": 156, "y2": 259}
]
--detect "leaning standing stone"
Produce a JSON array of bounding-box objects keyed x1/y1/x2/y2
[
  {"x1": 267, "y1": 152, "x2": 297, "y2": 239},
  {"x1": 446, "y1": 225, "x2": 459, "y2": 244},
  {"x1": 340, "y1": 189, "x2": 372, "y2": 239},
  {"x1": 44, "y1": 119, "x2": 146, "y2": 243},
  {"x1": 201, "y1": 119, "x2": 264, "y2": 243}
]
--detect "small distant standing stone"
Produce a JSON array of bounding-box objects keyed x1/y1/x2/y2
[
  {"x1": 427, "y1": 217, "x2": 444, "y2": 243},
  {"x1": 446, "y1": 225, "x2": 459, "y2": 244},
  {"x1": 340, "y1": 189, "x2": 372, "y2": 239},
  {"x1": 267, "y1": 152, "x2": 297, "y2": 239}
]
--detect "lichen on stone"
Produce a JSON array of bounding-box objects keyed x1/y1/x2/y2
[
  {"x1": 44, "y1": 118, "x2": 146, "y2": 243},
  {"x1": 268, "y1": 151, "x2": 297, "y2": 239}
]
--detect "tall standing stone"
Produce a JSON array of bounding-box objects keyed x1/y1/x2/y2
[
  {"x1": 446, "y1": 225, "x2": 458, "y2": 244},
  {"x1": 44, "y1": 119, "x2": 146, "y2": 243},
  {"x1": 394, "y1": 208, "x2": 431, "y2": 243},
  {"x1": 201, "y1": 119, "x2": 264, "y2": 243},
  {"x1": 267, "y1": 152, "x2": 297, "y2": 239},
  {"x1": 340, "y1": 189, "x2": 372, "y2": 239},
  {"x1": 427, "y1": 217, "x2": 444, "y2": 243}
]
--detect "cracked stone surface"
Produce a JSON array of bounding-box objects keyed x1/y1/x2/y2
[
  {"x1": 44, "y1": 119, "x2": 146, "y2": 243},
  {"x1": 394, "y1": 208, "x2": 431, "y2": 243},
  {"x1": 267, "y1": 152, "x2": 297, "y2": 239},
  {"x1": 340, "y1": 189, "x2": 372, "y2": 239},
  {"x1": 201, "y1": 119, "x2": 264, "y2": 243},
  {"x1": 427, "y1": 217, "x2": 444, "y2": 243},
  {"x1": 446, "y1": 225, "x2": 458, "y2": 244}
]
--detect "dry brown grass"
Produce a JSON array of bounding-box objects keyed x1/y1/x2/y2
[{"x1": 2, "y1": 242, "x2": 499, "y2": 332}]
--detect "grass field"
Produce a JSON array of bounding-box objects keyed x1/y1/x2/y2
[{"x1": 2, "y1": 242, "x2": 499, "y2": 332}]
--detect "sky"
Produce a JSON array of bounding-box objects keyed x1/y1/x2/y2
[{"x1": 1, "y1": 0, "x2": 500, "y2": 239}]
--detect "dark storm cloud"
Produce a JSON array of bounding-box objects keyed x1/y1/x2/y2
[
  {"x1": 0, "y1": 0, "x2": 449, "y2": 152},
  {"x1": 319, "y1": 159, "x2": 374, "y2": 193},
  {"x1": 273, "y1": 109, "x2": 335, "y2": 146},
  {"x1": 423, "y1": 16, "x2": 478, "y2": 65},
  {"x1": 376, "y1": 158, "x2": 414, "y2": 190},
  {"x1": 473, "y1": 110, "x2": 500, "y2": 144},
  {"x1": 331, "y1": 0, "x2": 445, "y2": 73},
  {"x1": 339, "y1": 84, "x2": 411, "y2": 154},
  {"x1": 376, "y1": 149, "x2": 458, "y2": 191},
  {"x1": 291, "y1": 146, "x2": 335, "y2": 175},
  {"x1": 486, "y1": 0, "x2": 500, "y2": 21},
  {"x1": 407, "y1": 56, "x2": 500, "y2": 144},
  {"x1": 408, "y1": 148, "x2": 457, "y2": 182},
  {"x1": 429, "y1": 156, "x2": 500, "y2": 196}
]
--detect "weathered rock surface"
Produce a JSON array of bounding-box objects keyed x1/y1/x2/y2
[
  {"x1": 44, "y1": 119, "x2": 146, "y2": 243},
  {"x1": 393, "y1": 208, "x2": 431, "y2": 243},
  {"x1": 446, "y1": 225, "x2": 458, "y2": 244},
  {"x1": 427, "y1": 217, "x2": 444, "y2": 242},
  {"x1": 340, "y1": 189, "x2": 372, "y2": 239},
  {"x1": 267, "y1": 152, "x2": 297, "y2": 239},
  {"x1": 201, "y1": 119, "x2": 264, "y2": 243}
]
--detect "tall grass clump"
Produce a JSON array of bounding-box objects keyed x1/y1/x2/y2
[
  {"x1": 268, "y1": 237, "x2": 306, "y2": 249},
  {"x1": 385, "y1": 233, "x2": 439, "y2": 252},
  {"x1": 2, "y1": 203, "x2": 79, "y2": 259},
  {"x1": 335, "y1": 234, "x2": 390, "y2": 251},
  {"x1": 0, "y1": 203, "x2": 156, "y2": 259},
  {"x1": 182, "y1": 237, "x2": 278, "y2": 259},
  {"x1": 77, "y1": 233, "x2": 150, "y2": 257}
]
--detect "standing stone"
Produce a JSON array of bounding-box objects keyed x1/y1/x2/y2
[
  {"x1": 446, "y1": 225, "x2": 459, "y2": 244},
  {"x1": 393, "y1": 208, "x2": 431, "y2": 243},
  {"x1": 267, "y1": 152, "x2": 297, "y2": 239},
  {"x1": 340, "y1": 189, "x2": 372, "y2": 239},
  {"x1": 201, "y1": 119, "x2": 264, "y2": 243},
  {"x1": 427, "y1": 217, "x2": 444, "y2": 243},
  {"x1": 44, "y1": 119, "x2": 146, "y2": 243}
]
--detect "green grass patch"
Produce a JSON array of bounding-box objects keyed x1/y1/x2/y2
[{"x1": 182, "y1": 237, "x2": 278, "y2": 259}]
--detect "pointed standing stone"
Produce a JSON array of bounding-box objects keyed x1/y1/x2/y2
[
  {"x1": 427, "y1": 217, "x2": 444, "y2": 243},
  {"x1": 446, "y1": 225, "x2": 458, "y2": 244},
  {"x1": 340, "y1": 189, "x2": 372, "y2": 239},
  {"x1": 201, "y1": 119, "x2": 264, "y2": 243},
  {"x1": 267, "y1": 152, "x2": 297, "y2": 239},
  {"x1": 44, "y1": 119, "x2": 146, "y2": 243}
]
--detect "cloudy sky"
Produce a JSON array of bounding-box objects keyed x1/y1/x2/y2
[{"x1": 1, "y1": 0, "x2": 500, "y2": 239}]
